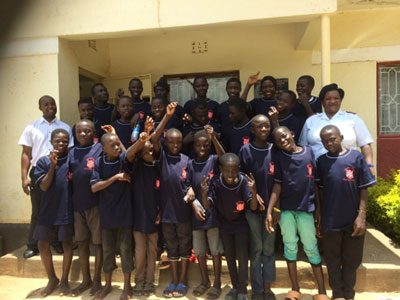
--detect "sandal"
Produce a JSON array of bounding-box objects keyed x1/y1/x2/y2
[
  {"x1": 313, "y1": 295, "x2": 330, "y2": 300},
  {"x1": 173, "y1": 283, "x2": 188, "y2": 298},
  {"x1": 263, "y1": 291, "x2": 276, "y2": 300},
  {"x1": 143, "y1": 283, "x2": 155, "y2": 296},
  {"x1": 225, "y1": 288, "x2": 238, "y2": 300},
  {"x1": 207, "y1": 286, "x2": 222, "y2": 299},
  {"x1": 163, "y1": 283, "x2": 176, "y2": 298},
  {"x1": 132, "y1": 284, "x2": 144, "y2": 296},
  {"x1": 285, "y1": 290, "x2": 302, "y2": 300},
  {"x1": 193, "y1": 283, "x2": 210, "y2": 296}
]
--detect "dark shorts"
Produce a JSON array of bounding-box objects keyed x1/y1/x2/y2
[
  {"x1": 162, "y1": 221, "x2": 192, "y2": 261},
  {"x1": 33, "y1": 224, "x2": 74, "y2": 242},
  {"x1": 74, "y1": 205, "x2": 102, "y2": 245}
]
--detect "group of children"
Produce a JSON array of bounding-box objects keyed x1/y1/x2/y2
[{"x1": 32, "y1": 74, "x2": 376, "y2": 300}]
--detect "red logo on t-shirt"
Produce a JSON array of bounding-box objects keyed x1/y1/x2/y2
[
  {"x1": 139, "y1": 111, "x2": 145, "y2": 120},
  {"x1": 344, "y1": 167, "x2": 355, "y2": 181},
  {"x1": 208, "y1": 170, "x2": 214, "y2": 179},
  {"x1": 306, "y1": 164, "x2": 314, "y2": 178},
  {"x1": 268, "y1": 162, "x2": 275, "y2": 175},
  {"x1": 235, "y1": 201, "x2": 245, "y2": 212},
  {"x1": 180, "y1": 168, "x2": 187, "y2": 180},
  {"x1": 208, "y1": 110, "x2": 213, "y2": 120},
  {"x1": 85, "y1": 157, "x2": 96, "y2": 170},
  {"x1": 93, "y1": 135, "x2": 99, "y2": 143},
  {"x1": 163, "y1": 130, "x2": 167, "y2": 138},
  {"x1": 67, "y1": 171, "x2": 72, "y2": 181},
  {"x1": 155, "y1": 178, "x2": 160, "y2": 190},
  {"x1": 242, "y1": 136, "x2": 250, "y2": 145}
]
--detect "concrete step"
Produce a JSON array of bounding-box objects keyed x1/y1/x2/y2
[{"x1": 0, "y1": 226, "x2": 399, "y2": 293}]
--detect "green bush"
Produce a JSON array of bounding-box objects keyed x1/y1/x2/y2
[{"x1": 367, "y1": 170, "x2": 400, "y2": 243}]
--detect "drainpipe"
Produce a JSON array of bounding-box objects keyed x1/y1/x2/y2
[{"x1": 321, "y1": 14, "x2": 331, "y2": 86}]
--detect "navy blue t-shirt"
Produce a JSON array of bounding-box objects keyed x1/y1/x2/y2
[
  {"x1": 133, "y1": 101, "x2": 151, "y2": 122},
  {"x1": 90, "y1": 152, "x2": 133, "y2": 229},
  {"x1": 158, "y1": 148, "x2": 191, "y2": 223},
  {"x1": 132, "y1": 158, "x2": 160, "y2": 234},
  {"x1": 111, "y1": 120, "x2": 133, "y2": 149},
  {"x1": 94, "y1": 104, "x2": 114, "y2": 125},
  {"x1": 69, "y1": 142, "x2": 103, "y2": 212},
  {"x1": 276, "y1": 114, "x2": 301, "y2": 143},
  {"x1": 222, "y1": 120, "x2": 254, "y2": 155},
  {"x1": 272, "y1": 146, "x2": 316, "y2": 212},
  {"x1": 292, "y1": 96, "x2": 322, "y2": 130},
  {"x1": 34, "y1": 155, "x2": 73, "y2": 226},
  {"x1": 316, "y1": 149, "x2": 376, "y2": 232},
  {"x1": 239, "y1": 143, "x2": 275, "y2": 213},
  {"x1": 72, "y1": 120, "x2": 103, "y2": 147},
  {"x1": 217, "y1": 100, "x2": 232, "y2": 137},
  {"x1": 183, "y1": 98, "x2": 220, "y2": 122},
  {"x1": 187, "y1": 155, "x2": 220, "y2": 230},
  {"x1": 207, "y1": 173, "x2": 252, "y2": 234},
  {"x1": 249, "y1": 98, "x2": 277, "y2": 117}
]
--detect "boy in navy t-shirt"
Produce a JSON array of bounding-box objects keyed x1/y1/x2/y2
[
  {"x1": 316, "y1": 125, "x2": 376, "y2": 300},
  {"x1": 202, "y1": 153, "x2": 258, "y2": 300},
  {"x1": 153, "y1": 102, "x2": 191, "y2": 298},
  {"x1": 90, "y1": 133, "x2": 134, "y2": 300},
  {"x1": 92, "y1": 83, "x2": 114, "y2": 126},
  {"x1": 239, "y1": 115, "x2": 276, "y2": 300},
  {"x1": 111, "y1": 96, "x2": 135, "y2": 149},
  {"x1": 185, "y1": 126, "x2": 225, "y2": 299},
  {"x1": 265, "y1": 126, "x2": 329, "y2": 300},
  {"x1": 129, "y1": 78, "x2": 151, "y2": 120},
  {"x1": 33, "y1": 129, "x2": 73, "y2": 297},
  {"x1": 69, "y1": 120, "x2": 103, "y2": 297},
  {"x1": 183, "y1": 76, "x2": 220, "y2": 123},
  {"x1": 217, "y1": 78, "x2": 242, "y2": 136},
  {"x1": 221, "y1": 98, "x2": 253, "y2": 154}
]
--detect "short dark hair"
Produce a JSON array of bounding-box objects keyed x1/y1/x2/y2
[
  {"x1": 192, "y1": 99, "x2": 208, "y2": 111},
  {"x1": 226, "y1": 77, "x2": 241, "y2": 88},
  {"x1": 193, "y1": 76, "x2": 208, "y2": 85},
  {"x1": 298, "y1": 75, "x2": 315, "y2": 88},
  {"x1": 129, "y1": 77, "x2": 143, "y2": 87},
  {"x1": 320, "y1": 124, "x2": 341, "y2": 137},
  {"x1": 219, "y1": 153, "x2": 240, "y2": 166},
  {"x1": 51, "y1": 128, "x2": 69, "y2": 141},
  {"x1": 194, "y1": 130, "x2": 210, "y2": 142},
  {"x1": 272, "y1": 125, "x2": 290, "y2": 140},
  {"x1": 319, "y1": 83, "x2": 345, "y2": 101},
  {"x1": 75, "y1": 119, "x2": 94, "y2": 130},
  {"x1": 281, "y1": 90, "x2": 297, "y2": 105},
  {"x1": 260, "y1": 76, "x2": 277, "y2": 89},
  {"x1": 151, "y1": 97, "x2": 164, "y2": 104},
  {"x1": 101, "y1": 133, "x2": 117, "y2": 145},
  {"x1": 228, "y1": 97, "x2": 247, "y2": 112},
  {"x1": 165, "y1": 128, "x2": 182, "y2": 139},
  {"x1": 77, "y1": 97, "x2": 93, "y2": 106},
  {"x1": 90, "y1": 83, "x2": 105, "y2": 96},
  {"x1": 251, "y1": 114, "x2": 270, "y2": 127},
  {"x1": 38, "y1": 95, "x2": 55, "y2": 105}
]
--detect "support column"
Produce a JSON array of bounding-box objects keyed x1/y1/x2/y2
[{"x1": 321, "y1": 14, "x2": 331, "y2": 86}]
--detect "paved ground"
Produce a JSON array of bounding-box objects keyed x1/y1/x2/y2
[{"x1": 1, "y1": 275, "x2": 400, "y2": 300}]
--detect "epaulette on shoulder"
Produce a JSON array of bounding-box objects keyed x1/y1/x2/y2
[{"x1": 346, "y1": 111, "x2": 356, "y2": 114}]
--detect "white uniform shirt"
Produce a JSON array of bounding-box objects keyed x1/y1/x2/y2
[
  {"x1": 18, "y1": 117, "x2": 74, "y2": 167},
  {"x1": 298, "y1": 110, "x2": 374, "y2": 160}
]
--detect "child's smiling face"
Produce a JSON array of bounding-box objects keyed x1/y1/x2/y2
[
  {"x1": 140, "y1": 141, "x2": 155, "y2": 163},
  {"x1": 321, "y1": 129, "x2": 343, "y2": 155},
  {"x1": 165, "y1": 131, "x2": 183, "y2": 155},
  {"x1": 129, "y1": 80, "x2": 143, "y2": 99},
  {"x1": 51, "y1": 132, "x2": 69, "y2": 156},
  {"x1": 261, "y1": 80, "x2": 275, "y2": 99},
  {"x1": 75, "y1": 121, "x2": 94, "y2": 147},
  {"x1": 251, "y1": 115, "x2": 270, "y2": 142},
  {"x1": 226, "y1": 82, "x2": 241, "y2": 99},
  {"x1": 117, "y1": 97, "x2": 134, "y2": 120},
  {"x1": 276, "y1": 92, "x2": 295, "y2": 114},
  {"x1": 78, "y1": 103, "x2": 94, "y2": 120},
  {"x1": 193, "y1": 136, "x2": 210, "y2": 160},
  {"x1": 273, "y1": 127, "x2": 296, "y2": 152},
  {"x1": 102, "y1": 135, "x2": 122, "y2": 159},
  {"x1": 151, "y1": 98, "x2": 166, "y2": 121},
  {"x1": 194, "y1": 78, "x2": 208, "y2": 98},
  {"x1": 220, "y1": 161, "x2": 240, "y2": 186}
]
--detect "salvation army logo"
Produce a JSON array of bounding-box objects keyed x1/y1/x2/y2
[
  {"x1": 208, "y1": 110, "x2": 213, "y2": 120},
  {"x1": 85, "y1": 157, "x2": 96, "y2": 170},
  {"x1": 344, "y1": 167, "x2": 355, "y2": 181},
  {"x1": 268, "y1": 162, "x2": 275, "y2": 175},
  {"x1": 139, "y1": 111, "x2": 145, "y2": 120},
  {"x1": 242, "y1": 136, "x2": 250, "y2": 145},
  {"x1": 306, "y1": 164, "x2": 314, "y2": 178},
  {"x1": 155, "y1": 178, "x2": 160, "y2": 190},
  {"x1": 208, "y1": 170, "x2": 214, "y2": 179},
  {"x1": 235, "y1": 201, "x2": 245, "y2": 212},
  {"x1": 180, "y1": 168, "x2": 187, "y2": 180}
]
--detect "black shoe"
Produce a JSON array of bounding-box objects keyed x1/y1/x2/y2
[
  {"x1": 52, "y1": 243, "x2": 64, "y2": 254},
  {"x1": 23, "y1": 248, "x2": 39, "y2": 259}
]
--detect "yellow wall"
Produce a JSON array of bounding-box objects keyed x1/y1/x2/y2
[{"x1": 0, "y1": 54, "x2": 60, "y2": 222}]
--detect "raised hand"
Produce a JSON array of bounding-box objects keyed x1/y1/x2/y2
[
  {"x1": 182, "y1": 113, "x2": 192, "y2": 125},
  {"x1": 115, "y1": 88, "x2": 124, "y2": 100},
  {"x1": 248, "y1": 71, "x2": 260, "y2": 86},
  {"x1": 245, "y1": 172, "x2": 257, "y2": 194},
  {"x1": 204, "y1": 124, "x2": 214, "y2": 139},
  {"x1": 49, "y1": 150, "x2": 59, "y2": 165},
  {"x1": 144, "y1": 116, "x2": 155, "y2": 135},
  {"x1": 101, "y1": 125, "x2": 116, "y2": 135},
  {"x1": 166, "y1": 102, "x2": 178, "y2": 116}
]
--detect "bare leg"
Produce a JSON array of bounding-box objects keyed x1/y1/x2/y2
[
  {"x1": 59, "y1": 239, "x2": 73, "y2": 296},
  {"x1": 198, "y1": 255, "x2": 210, "y2": 286},
  {"x1": 212, "y1": 254, "x2": 222, "y2": 289},
  {"x1": 71, "y1": 240, "x2": 92, "y2": 297},
  {"x1": 311, "y1": 264, "x2": 327, "y2": 295},
  {"x1": 91, "y1": 244, "x2": 103, "y2": 296},
  {"x1": 96, "y1": 272, "x2": 112, "y2": 300},
  {"x1": 170, "y1": 260, "x2": 179, "y2": 285},
  {"x1": 173, "y1": 258, "x2": 189, "y2": 296},
  {"x1": 286, "y1": 261, "x2": 300, "y2": 294},
  {"x1": 38, "y1": 240, "x2": 59, "y2": 297},
  {"x1": 120, "y1": 272, "x2": 132, "y2": 300}
]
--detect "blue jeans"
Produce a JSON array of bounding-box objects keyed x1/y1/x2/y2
[
  {"x1": 279, "y1": 210, "x2": 321, "y2": 265},
  {"x1": 245, "y1": 210, "x2": 276, "y2": 293}
]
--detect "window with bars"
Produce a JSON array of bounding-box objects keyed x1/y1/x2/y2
[{"x1": 378, "y1": 64, "x2": 400, "y2": 135}]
